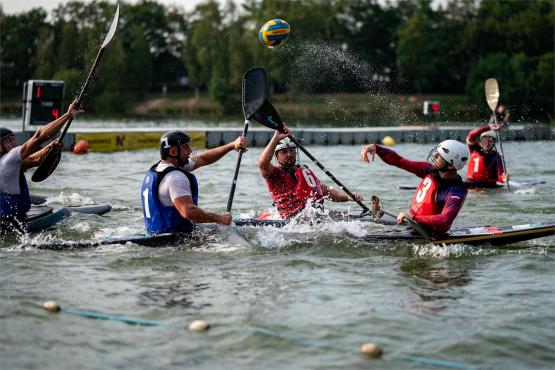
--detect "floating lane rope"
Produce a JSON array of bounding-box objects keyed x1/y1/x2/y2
[
  {"x1": 400, "y1": 355, "x2": 480, "y2": 370},
  {"x1": 42, "y1": 301, "x2": 481, "y2": 369}
]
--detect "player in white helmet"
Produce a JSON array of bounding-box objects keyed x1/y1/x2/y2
[
  {"x1": 466, "y1": 110, "x2": 509, "y2": 186},
  {"x1": 258, "y1": 125, "x2": 363, "y2": 220},
  {"x1": 360, "y1": 139, "x2": 469, "y2": 233}
]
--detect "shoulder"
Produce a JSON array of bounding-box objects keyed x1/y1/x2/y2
[
  {"x1": 155, "y1": 164, "x2": 189, "y2": 184},
  {"x1": 4, "y1": 146, "x2": 22, "y2": 162},
  {"x1": 163, "y1": 170, "x2": 189, "y2": 183},
  {"x1": 0, "y1": 147, "x2": 22, "y2": 170},
  {"x1": 265, "y1": 164, "x2": 284, "y2": 179},
  {"x1": 450, "y1": 179, "x2": 467, "y2": 195},
  {"x1": 182, "y1": 159, "x2": 195, "y2": 172}
]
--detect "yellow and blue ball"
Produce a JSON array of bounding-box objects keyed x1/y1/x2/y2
[{"x1": 259, "y1": 19, "x2": 290, "y2": 47}]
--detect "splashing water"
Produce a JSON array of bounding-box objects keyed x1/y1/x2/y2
[
  {"x1": 280, "y1": 40, "x2": 411, "y2": 125},
  {"x1": 44, "y1": 192, "x2": 95, "y2": 206}
]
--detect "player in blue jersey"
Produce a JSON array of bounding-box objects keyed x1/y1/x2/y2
[{"x1": 141, "y1": 131, "x2": 247, "y2": 234}]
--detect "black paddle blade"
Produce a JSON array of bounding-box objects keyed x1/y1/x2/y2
[
  {"x1": 31, "y1": 147, "x2": 62, "y2": 182},
  {"x1": 243, "y1": 67, "x2": 268, "y2": 120},
  {"x1": 253, "y1": 100, "x2": 285, "y2": 132}
]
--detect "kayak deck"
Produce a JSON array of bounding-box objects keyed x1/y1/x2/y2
[
  {"x1": 1, "y1": 204, "x2": 112, "y2": 235},
  {"x1": 25, "y1": 222, "x2": 555, "y2": 250}
]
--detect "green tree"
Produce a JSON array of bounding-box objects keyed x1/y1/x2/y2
[
  {"x1": 0, "y1": 8, "x2": 47, "y2": 93},
  {"x1": 52, "y1": 68, "x2": 82, "y2": 101},
  {"x1": 396, "y1": 0, "x2": 448, "y2": 93},
  {"x1": 183, "y1": 1, "x2": 223, "y2": 99},
  {"x1": 533, "y1": 53, "x2": 555, "y2": 120},
  {"x1": 126, "y1": 25, "x2": 153, "y2": 99}
]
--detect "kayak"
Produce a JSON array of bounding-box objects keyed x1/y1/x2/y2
[
  {"x1": 397, "y1": 181, "x2": 546, "y2": 191},
  {"x1": 1, "y1": 203, "x2": 112, "y2": 235},
  {"x1": 360, "y1": 223, "x2": 555, "y2": 246},
  {"x1": 29, "y1": 221, "x2": 554, "y2": 250},
  {"x1": 234, "y1": 210, "x2": 396, "y2": 227},
  {"x1": 34, "y1": 231, "x2": 190, "y2": 250}
]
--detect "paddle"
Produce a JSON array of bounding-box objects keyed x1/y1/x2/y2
[
  {"x1": 485, "y1": 78, "x2": 510, "y2": 191},
  {"x1": 252, "y1": 99, "x2": 372, "y2": 216},
  {"x1": 371, "y1": 195, "x2": 430, "y2": 240},
  {"x1": 226, "y1": 67, "x2": 268, "y2": 212},
  {"x1": 32, "y1": 4, "x2": 120, "y2": 182},
  {"x1": 251, "y1": 98, "x2": 431, "y2": 240}
]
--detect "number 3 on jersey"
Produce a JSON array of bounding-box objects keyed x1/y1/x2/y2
[{"x1": 415, "y1": 177, "x2": 432, "y2": 203}]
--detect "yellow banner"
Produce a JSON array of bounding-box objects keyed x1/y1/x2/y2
[{"x1": 75, "y1": 131, "x2": 206, "y2": 152}]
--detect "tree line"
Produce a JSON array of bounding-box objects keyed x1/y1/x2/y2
[{"x1": 1, "y1": 0, "x2": 553, "y2": 120}]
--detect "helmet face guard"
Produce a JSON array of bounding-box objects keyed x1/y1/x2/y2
[
  {"x1": 428, "y1": 140, "x2": 469, "y2": 171},
  {"x1": 274, "y1": 139, "x2": 298, "y2": 166},
  {"x1": 427, "y1": 147, "x2": 446, "y2": 170}
]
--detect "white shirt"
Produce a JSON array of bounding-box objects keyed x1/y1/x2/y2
[
  {"x1": 0, "y1": 146, "x2": 23, "y2": 195},
  {"x1": 156, "y1": 159, "x2": 195, "y2": 206}
]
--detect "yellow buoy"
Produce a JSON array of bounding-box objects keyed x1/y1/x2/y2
[
  {"x1": 188, "y1": 320, "x2": 209, "y2": 332},
  {"x1": 381, "y1": 136, "x2": 396, "y2": 146},
  {"x1": 43, "y1": 301, "x2": 61, "y2": 313},
  {"x1": 360, "y1": 342, "x2": 383, "y2": 358}
]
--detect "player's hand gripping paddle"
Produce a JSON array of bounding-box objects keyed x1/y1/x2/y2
[
  {"x1": 32, "y1": 3, "x2": 120, "y2": 182},
  {"x1": 226, "y1": 67, "x2": 268, "y2": 212}
]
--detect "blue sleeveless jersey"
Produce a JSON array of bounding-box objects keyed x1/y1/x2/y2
[
  {"x1": 141, "y1": 163, "x2": 198, "y2": 234},
  {"x1": 0, "y1": 172, "x2": 31, "y2": 219}
]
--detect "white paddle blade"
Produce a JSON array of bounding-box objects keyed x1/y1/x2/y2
[
  {"x1": 101, "y1": 3, "x2": 120, "y2": 48},
  {"x1": 485, "y1": 78, "x2": 499, "y2": 112}
]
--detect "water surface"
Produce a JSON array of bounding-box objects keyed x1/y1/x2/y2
[{"x1": 1, "y1": 142, "x2": 554, "y2": 370}]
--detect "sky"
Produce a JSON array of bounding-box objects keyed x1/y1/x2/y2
[
  {"x1": 2, "y1": 0, "x2": 448, "y2": 15},
  {"x1": 1, "y1": 0, "x2": 220, "y2": 14}
]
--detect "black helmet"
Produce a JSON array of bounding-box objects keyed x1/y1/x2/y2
[
  {"x1": 160, "y1": 130, "x2": 191, "y2": 159},
  {"x1": 0, "y1": 127, "x2": 14, "y2": 141}
]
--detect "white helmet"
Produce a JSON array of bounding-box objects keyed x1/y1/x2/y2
[
  {"x1": 275, "y1": 138, "x2": 296, "y2": 153},
  {"x1": 480, "y1": 130, "x2": 497, "y2": 140},
  {"x1": 434, "y1": 139, "x2": 469, "y2": 170}
]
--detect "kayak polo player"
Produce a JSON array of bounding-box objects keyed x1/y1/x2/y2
[
  {"x1": 259, "y1": 124, "x2": 363, "y2": 220},
  {"x1": 0, "y1": 100, "x2": 83, "y2": 226},
  {"x1": 141, "y1": 130, "x2": 247, "y2": 234},
  {"x1": 361, "y1": 140, "x2": 470, "y2": 234}
]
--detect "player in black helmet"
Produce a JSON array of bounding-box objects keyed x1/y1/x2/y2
[{"x1": 141, "y1": 130, "x2": 247, "y2": 234}]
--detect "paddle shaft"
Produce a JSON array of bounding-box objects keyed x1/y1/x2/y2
[
  {"x1": 379, "y1": 208, "x2": 430, "y2": 240},
  {"x1": 493, "y1": 116, "x2": 510, "y2": 191},
  {"x1": 226, "y1": 120, "x2": 249, "y2": 212},
  {"x1": 58, "y1": 47, "x2": 106, "y2": 142},
  {"x1": 286, "y1": 135, "x2": 371, "y2": 214}
]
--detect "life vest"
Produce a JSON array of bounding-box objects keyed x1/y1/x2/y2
[
  {"x1": 409, "y1": 173, "x2": 440, "y2": 218},
  {"x1": 0, "y1": 171, "x2": 31, "y2": 219},
  {"x1": 269, "y1": 166, "x2": 324, "y2": 219},
  {"x1": 466, "y1": 151, "x2": 494, "y2": 183},
  {"x1": 141, "y1": 163, "x2": 198, "y2": 234}
]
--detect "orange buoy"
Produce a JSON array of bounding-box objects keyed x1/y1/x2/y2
[{"x1": 73, "y1": 140, "x2": 90, "y2": 154}]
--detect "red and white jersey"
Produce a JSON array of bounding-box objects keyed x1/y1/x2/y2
[{"x1": 264, "y1": 165, "x2": 324, "y2": 219}]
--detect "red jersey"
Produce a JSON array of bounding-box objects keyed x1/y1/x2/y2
[
  {"x1": 466, "y1": 125, "x2": 505, "y2": 183},
  {"x1": 375, "y1": 146, "x2": 467, "y2": 233},
  {"x1": 264, "y1": 165, "x2": 324, "y2": 219}
]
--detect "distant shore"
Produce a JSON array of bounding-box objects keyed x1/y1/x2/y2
[{"x1": 2, "y1": 92, "x2": 553, "y2": 126}]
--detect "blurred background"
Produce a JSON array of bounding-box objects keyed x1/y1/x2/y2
[{"x1": 1, "y1": 0, "x2": 553, "y2": 125}]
